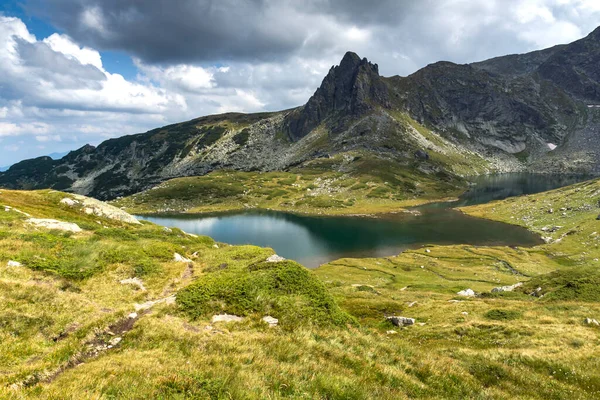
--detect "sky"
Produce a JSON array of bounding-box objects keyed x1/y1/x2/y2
[{"x1": 0, "y1": 0, "x2": 599, "y2": 166}]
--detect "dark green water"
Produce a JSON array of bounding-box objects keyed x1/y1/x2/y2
[{"x1": 139, "y1": 174, "x2": 591, "y2": 268}]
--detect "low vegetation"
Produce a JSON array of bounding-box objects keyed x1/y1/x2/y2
[
  {"x1": 113, "y1": 153, "x2": 465, "y2": 216},
  {"x1": 1, "y1": 176, "x2": 600, "y2": 398}
]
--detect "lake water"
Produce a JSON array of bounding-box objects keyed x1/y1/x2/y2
[{"x1": 139, "y1": 174, "x2": 591, "y2": 268}]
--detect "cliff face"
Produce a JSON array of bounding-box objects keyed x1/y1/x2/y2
[
  {"x1": 2, "y1": 27, "x2": 600, "y2": 199},
  {"x1": 285, "y1": 52, "x2": 389, "y2": 140}
]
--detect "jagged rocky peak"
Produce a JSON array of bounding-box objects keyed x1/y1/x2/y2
[{"x1": 285, "y1": 51, "x2": 388, "y2": 141}]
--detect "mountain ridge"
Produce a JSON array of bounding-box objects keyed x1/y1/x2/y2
[{"x1": 2, "y1": 28, "x2": 600, "y2": 199}]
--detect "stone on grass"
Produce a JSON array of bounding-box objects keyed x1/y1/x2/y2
[
  {"x1": 584, "y1": 318, "x2": 599, "y2": 326},
  {"x1": 457, "y1": 289, "x2": 476, "y2": 297},
  {"x1": 262, "y1": 316, "x2": 279, "y2": 327},
  {"x1": 71, "y1": 194, "x2": 140, "y2": 224},
  {"x1": 212, "y1": 314, "x2": 244, "y2": 323},
  {"x1": 174, "y1": 253, "x2": 192, "y2": 263},
  {"x1": 491, "y1": 282, "x2": 523, "y2": 293},
  {"x1": 120, "y1": 277, "x2": 146, "y2": 291},
  {"x1": 26, "y1": 218, "x2": 82, "y2": 233},
  {"x1": 386, "y1": 316, "x2": 415, "y2": 327},
  {"x1": 60, "y1": 197, "x2": 79, "y2": 206},
  {"x1": 7, "y1": 260, "x2": 22, "y2": 268},
  {"x1": 266, "y1": 254, "x2": 286, "y2": 263}
]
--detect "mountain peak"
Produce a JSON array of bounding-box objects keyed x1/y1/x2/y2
[
  {"x1": 285, "y1": 52, "x2": 385, "y2": 140},
  {"x1": 339, "y1": 51, "x2": 361, "y2": 69},
  {"x1": 588, "y1": 25, "x2": 600, "y2": 39}
]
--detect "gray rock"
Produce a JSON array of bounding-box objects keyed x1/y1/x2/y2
[
  {"x1": 26, "y1": 218, "x2": 82, "y2": 233},
  {"x1": 457, "y1": 289, "x2": 476, "y2": 297},
  {"x1": 491, "y1": 282, "x2": 523, "y2": 293},
  {"x1": 212, "y1": 314, "x2": 244, "y2": 323},
  {"x1": 60, "y1": 197, "x2": 78, "y2": 206},
  {"x1": 386, "y1": 316, "x2": 415, "y2": 327},
  {"x1": 174, "y1": 253, "x2": 192, "y2": 263},
  {"x1": 414, "y1": 149, "x2": 430, "y2": 160},
  {"x1": 262, "y1": 316, "x2": 278, "y2": 327},
  {"x1": 266, "y1": 254, "x2": 286, "y2": 263}
]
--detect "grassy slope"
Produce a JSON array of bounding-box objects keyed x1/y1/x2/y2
[
  {"x1": 112, "y1": 111, "x2": 493, "y2": 216},
  {"x1": 1, "y1": 182, "x2": 600, "y2": 398},
  {"x1": 113, "y1": 154, "x2": 464, "y2": 216}
]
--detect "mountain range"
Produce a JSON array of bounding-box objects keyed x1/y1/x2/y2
[{"x1": 2, "y1": 27, "x2": 600, "y2": 200}]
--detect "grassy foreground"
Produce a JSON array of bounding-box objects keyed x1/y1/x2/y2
[
  {"x1": 112, "y1": 154, "x2": 464, "y2": 216},
  {"x1": 1, "y1": 179, "x2": 600, "y2": 399}
]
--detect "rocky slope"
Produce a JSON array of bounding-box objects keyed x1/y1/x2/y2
[{"x1": 2, "y1": 27, "x2": 600, "y2": 199}]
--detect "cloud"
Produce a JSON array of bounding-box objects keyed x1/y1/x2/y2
[
  {"x1": 24, "y1": 0, "x2": 600, "y2": 73},
  {"x1": 0, "y1": 1, "x2": 599, "y2": 167}
]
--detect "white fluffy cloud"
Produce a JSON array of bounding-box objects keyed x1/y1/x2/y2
[{"x1": 2, "y1": 0, "x2": 600, "y2": 166}]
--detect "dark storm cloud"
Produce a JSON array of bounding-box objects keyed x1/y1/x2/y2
[
  {"x1": 24, "y1": 0, "x2": 449, "y2": 67},
  {"x1": 25, "y1": 0, "x2": 600, "y2": 77},
  {"x1": 25, "y1": 0, "x2": 325, "y2": 64}
]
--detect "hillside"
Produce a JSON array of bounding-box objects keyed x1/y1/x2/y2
[
  {"x1": 3, "y1": 27, "x2": 600, "y2": 199},
  {"x1": 1, "y1": 179, "x2": 600, "y2": 398}
]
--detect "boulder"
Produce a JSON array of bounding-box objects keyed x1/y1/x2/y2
[
  {"x1": 457, "y1": 289, "x2": 476, "y2": 297},
  {"x1": 266, "y1": 254, "x2": 286, "y2": 263},
  {"x1": 414, "y1": 149, "x2": 430, "y2": 160},
  {"x1": 60, "y1": 197, "x2": 79, "y2": 206},
  {"x1": 491, "y1": 282, "x2": 523, "y2": 293},
  {"x1": 386, "y1": 316, "x2": 415, "y2": 327},
  {"x1": 174, "y1": 253, "x2": 192, "y2": 263},
  {"x1": 212, "y1": 314, "x2": 244, "y2": 323},
  {"x1": 262, "y1": 316, "x2": 279, "y2": 327},
  {"x1": 26, "y1": 218, "x2": 82, "y2": 233},
  {"x1": 71, "y1": 194, "x2": 140, "y2": 224}
]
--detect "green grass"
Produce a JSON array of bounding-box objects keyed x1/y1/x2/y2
[
  {"x1": 2, "y1": 180, "x2": 600, "y2": 399},
  {"x1": 112, "y1": 155, "x2": 466, "y2": 216}
]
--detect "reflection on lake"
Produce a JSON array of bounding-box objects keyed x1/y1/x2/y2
[{"x1": 139, "y1": 174, "x2": 592, "y2": 268}]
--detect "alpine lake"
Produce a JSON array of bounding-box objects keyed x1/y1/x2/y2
[{"x1": 139, "y1": 174, "x2": 589, "y2": 268}]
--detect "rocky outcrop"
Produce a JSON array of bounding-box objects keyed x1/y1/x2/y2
[
  {"x1": 386, "y1": 316, "x2": 415, "y2": 327},
  {"x1": 26, "y1": 218, "x2": 82, "y2": 233},
  {"x1": 63, "y1": 195, "x2": 140, "y2": 224},
  {"x1": 285, "y1": 52, "x2": 389, "y2": 140}
]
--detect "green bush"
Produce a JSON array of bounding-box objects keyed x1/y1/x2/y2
[
  {"x1": 522, "y1": 268, "x2": 600, "y2": 302},
  {"x1": 176, "y1": 260, "x2": 354, "y2": 328},
  {"x1": 484, "y1": 309, "x2": 521, "y2": 321},
  {"x1": 366, "y1": 186, "x2": 392, "y2": 198}
]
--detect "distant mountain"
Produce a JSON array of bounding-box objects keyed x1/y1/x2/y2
[
  {"x1": 47, "y1": 151, "x2": 69, "y2": 160},
  {"x1": 2, "y1": 27, "x2": 600, "y2": 199},
  {"x1": 0, "y1": 151, "x2": 68, "y2": 174}
]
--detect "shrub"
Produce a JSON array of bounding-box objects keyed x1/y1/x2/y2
[
  {"x1": 484, "y1": 309, "x2": 521, "y2": 321},
  {"x1": 176, "y1": 260, "x2": 354, "y2": 328},
  {"x1": 521, "y1": 267, "x2": 600, "y2": 302}
]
